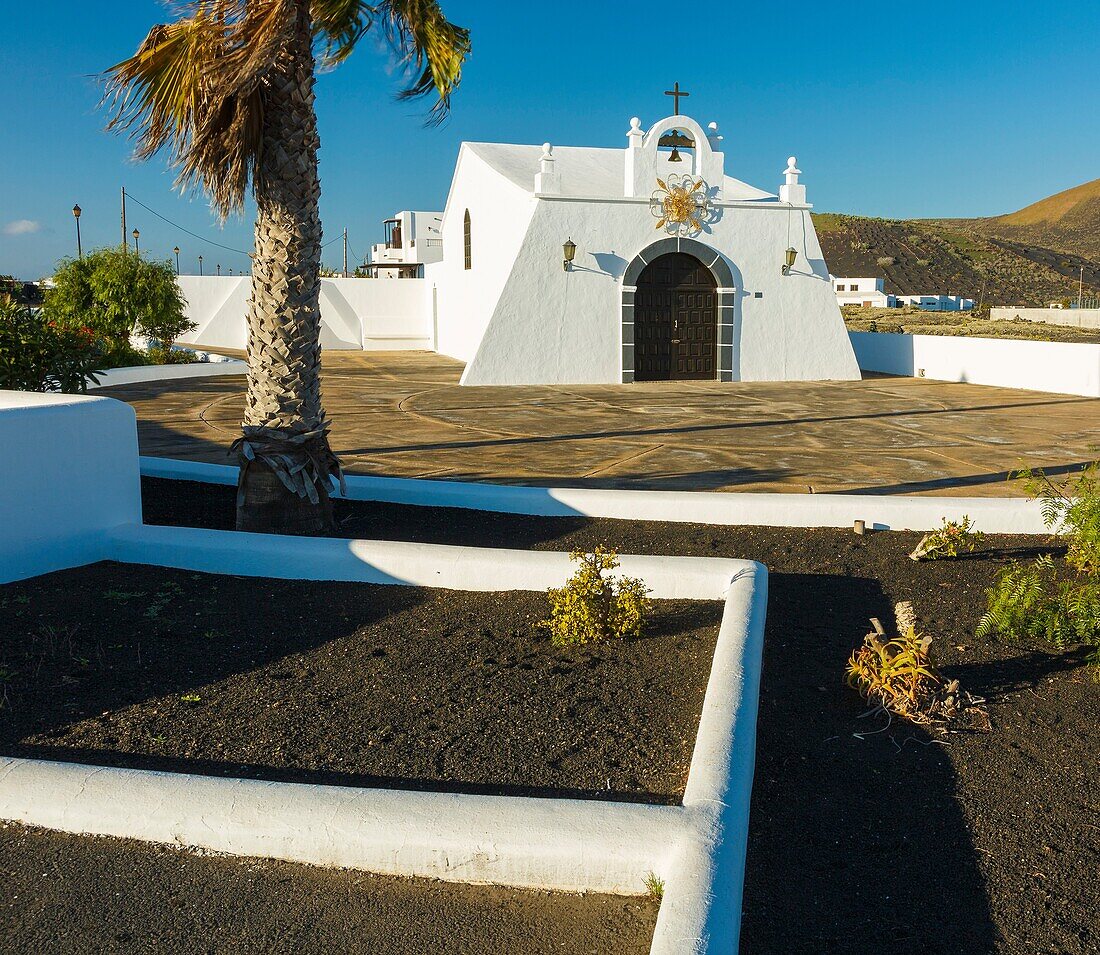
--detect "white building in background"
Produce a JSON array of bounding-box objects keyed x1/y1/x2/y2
[
  {"x1": 832, "y1": 277, "x2": 892, "y2": 308},
  {"x1": 894, "y1": 293, "x2": 974, "y2": 311},
  {"x1": 832, "y1": 277, "x2": 974, "y2": 311},
  {"x1": 366, "y1": 210, "x2": 443, "y2": 278}
]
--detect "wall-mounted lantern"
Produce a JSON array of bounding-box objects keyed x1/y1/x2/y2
[
  {"x1": 782, "y1": 246, "x2": 797, "y2": 275},
  {"x1": 563, "y1": 237, "x2": 577, "y2": 272}
]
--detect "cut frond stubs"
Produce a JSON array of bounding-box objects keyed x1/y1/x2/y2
[{"x1": 847, "y1": 601, "x2": 988, "y2": 732}]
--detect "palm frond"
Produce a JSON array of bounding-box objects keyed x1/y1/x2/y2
[
  {"x1": 373, "y1": 0, "x2": 470, "y2": 125},
  {"x1": 103, "y1": 0, "x2": 296, "y2": 217},
  {"x1": 311, "y1": 0, "x2": 372, "y2": 65}
]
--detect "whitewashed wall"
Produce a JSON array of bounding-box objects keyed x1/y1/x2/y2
[
  {"x1": 0, "y1": 392, "x2": 142, "y2": 583},
  {"x1": 176, "y1": 276, "x2": 434, "y2": 352},
  {"x1": 450, "y1": 196, "x2": 858, "y2": 385},
  {"x1": 426, "y1": 147, "x2": 537, "y2": 365},
  {"x1": 850, "y1": 331, "x2": 1100, "y2": 397}
]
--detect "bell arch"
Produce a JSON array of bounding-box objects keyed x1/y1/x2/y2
[{"x1": 620, "y1": 237, "x2": 736, "y2": 383}]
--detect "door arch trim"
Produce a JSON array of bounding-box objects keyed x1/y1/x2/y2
[{"x1": 621, "y1": 238, "x2": 736, "y2": 382}]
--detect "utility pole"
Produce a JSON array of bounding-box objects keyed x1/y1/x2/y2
[
  {"x1": 120, "y1": 187, "x2": 127, "y2": 249},
  {"x1": 1079, "y1": 265, "x2": 1085, "y2": 309},
  {"x1": 343, "y1": 227, "x2": 348, "y2": 278}
]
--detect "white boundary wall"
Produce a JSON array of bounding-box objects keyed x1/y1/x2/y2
[
  {"x1": 143, "y1": 456, "x2": 1050, "y2": 534},
  {"x1": 990, "y1": 306, "x2": 1100, "y2": 330},
  {"x1": 850, "y1": 330, "x2": 1100, "y2": 397},
  {"x1": 176, "y1": 276, "x2": 434, "y2": 352},
  {"x1": 0, "y1": 392, "x2": 142, "y2": 582}
]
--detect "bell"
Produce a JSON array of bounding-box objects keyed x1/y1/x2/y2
[{"x1": 668, "y1": 146, "x2": 682, "y2": 163}]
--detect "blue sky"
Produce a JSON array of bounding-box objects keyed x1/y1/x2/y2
[{"x1": 1, "y1": 0, "x2": 1097, "y2": 279}]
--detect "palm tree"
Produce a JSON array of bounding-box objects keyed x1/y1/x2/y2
[{"x1": 103, "y1": 1, "x2": 468, "y2": 534}]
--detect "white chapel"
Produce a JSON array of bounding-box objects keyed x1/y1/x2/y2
[{"x1": 422, "y1": 102, "x2": 860, "y2": 386}]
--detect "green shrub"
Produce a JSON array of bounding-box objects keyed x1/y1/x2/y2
[
  {"x1": 45, "y1": 248, "x2": 193, "y2": 357},
  {"x1": 541, "y1": 547, "x2": 652, "y2": 647},
  {"x1": 1019, "y1": 463, "x2": 1100, "y2": 575},
  {"x1": 977, "y1": 464, "x2": 1100, "y2": 675},
  {"x1": 0, "y1": 299, "x2": 104, "y2": 392},
  {"x1": 977, "y1": 556, "x2": 1100, "y2": 651}
]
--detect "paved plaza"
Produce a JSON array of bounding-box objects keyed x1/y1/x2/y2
[{"x1": 100, "y1": 350, "x2": 1100, "y2": 496}]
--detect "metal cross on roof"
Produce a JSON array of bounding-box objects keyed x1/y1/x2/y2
[{"x1": 664, "y1": 82, "x2": 690, "y2": 114}]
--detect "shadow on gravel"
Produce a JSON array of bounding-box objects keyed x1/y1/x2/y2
[
  {"x1": 739, "y1": 571, "x2": 997, "y2": 955},
  {"x1": 949, "y1": 644, "x2": 1094, "y2": 701}
]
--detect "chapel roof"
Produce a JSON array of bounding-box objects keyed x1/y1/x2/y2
[{"x1": 465, "y1": 142, "x2": 776, "y2": 202}]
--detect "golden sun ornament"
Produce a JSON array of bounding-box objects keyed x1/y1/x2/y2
[{"x1": 651, "y1": 174, "x2": 711, "y2": 236}]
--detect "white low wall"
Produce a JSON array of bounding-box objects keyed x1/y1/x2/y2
[
  {"x1": 990, "y1": 306, "x2": 1100, "y2": 330},
  {"x1": 143, "y1": 457, "x2": 1051, "y2": 534},
  {"x1": 0, "y1": 392, "x2": 142, "y2": 583},
  {"x1": 850, "y1": 330, "x2": 1100, "y2": 397},
  {"x1": 176, "y1": 276, "x2": 434, "y2": 352},
  {"x1": 90, "y1": 359, "x2": 246, "y2": 389}
]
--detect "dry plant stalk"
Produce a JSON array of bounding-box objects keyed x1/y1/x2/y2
[{"x1": 847, "y1": 601, "x2": 988, "y2": 731}]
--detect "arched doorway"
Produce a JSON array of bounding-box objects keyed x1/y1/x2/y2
[{"x1": 634, "y1": 252, "x2": 718, "y2": 381}]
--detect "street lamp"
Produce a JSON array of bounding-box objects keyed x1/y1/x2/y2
[
  {"x1": 72, "y1": 204, "x2": 82, "y2": 259},
  {"x1": 173, "y1": 246, "x2": 180, "y2": 275},
  {"x1": 132, "y1": 228, "x2": 140, "y2": 254},
  {"x1": 216, "y1": 263, "x2": 221, "y2": 276},
  {"x1": 198, "y1": 255, "x2": 203, "y2": 275}
]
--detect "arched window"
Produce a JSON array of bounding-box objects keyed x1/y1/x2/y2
[{"x1": 463, "y1": 209, "x2": 472, "y2": 270}]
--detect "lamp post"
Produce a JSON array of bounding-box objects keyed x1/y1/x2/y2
[
  {"x1": 216, "y1": 263, "x2": 221, "y2": 276},
  {"x1": 72, "y1": 204, "x2": 82, "y2": 259},
  {"x1": 132, "y1": 228, "x2": 140, "y2": 255},
  {"x1": 198, "y1": 255, "x2": 203, "y2": 276},
  {"x1": 173, "y1": 246, "x2": 180, "y2": 275},
  {"x1": 562, "y1": 237, "x2": 577, "y2": 272}
]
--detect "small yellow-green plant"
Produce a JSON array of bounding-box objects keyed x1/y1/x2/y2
[
  {"x1": 541, "y1": 547, "x2": 652, "y2": 647},
  {"x1": 909, "y1": 515, "x2": 984, "y2": 561},
  {"x1": 847, "y1": 602, "x2": 984, "y2": 728},
  {"x1": 643, "y1": 872, "x2": 665, "y2": 902}
]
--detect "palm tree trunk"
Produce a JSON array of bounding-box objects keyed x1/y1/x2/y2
[{"x1": 234, "y1": 1, "x2": 341, "y2": 535}]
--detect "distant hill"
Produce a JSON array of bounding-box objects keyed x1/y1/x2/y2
[
  {"x1": 813, "y1": 212, "x2": 1100, "y2": 307},
  {"x1": 939, "y1": 178, "x2": 1100, "y2": 262}
]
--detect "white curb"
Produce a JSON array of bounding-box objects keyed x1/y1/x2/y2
[
  {"x1": 0, "y1": 530, "x2": 767, "y2": 955},
  {"x1": 140, "y1": 456, "x2": 1049, "y2": 534}
]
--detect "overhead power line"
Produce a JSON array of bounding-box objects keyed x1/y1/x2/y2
[{"x1": 125, "y1": 190, "x2": 345, "y2": 256}]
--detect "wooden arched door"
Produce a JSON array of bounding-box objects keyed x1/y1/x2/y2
[{"x1": 634, "y1": 252, "x2": 718, "y2": 381}]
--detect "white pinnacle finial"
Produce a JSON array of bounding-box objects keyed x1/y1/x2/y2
[
  {"x1": 780, "y1": 156, "x2": 806, "y2": 204},
  {"x1": 630, "y1": 117, "x2": 641, "y2": 130},
  {"x1": 536, "y1": 142, "x2": 559, "y2": 194}
]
